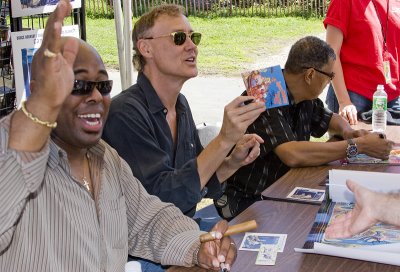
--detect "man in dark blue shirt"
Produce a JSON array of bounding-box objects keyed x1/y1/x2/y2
[
  {"x1": 102, "y1": 5, "x2": 265, "y2": 223},
  {"x1": 216, "y1": 36, "x2": 394, "y2": 220}
]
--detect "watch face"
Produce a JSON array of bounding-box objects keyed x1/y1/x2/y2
[{"x1": 347, "y1": 145, "x2": 358, "y2": 157}]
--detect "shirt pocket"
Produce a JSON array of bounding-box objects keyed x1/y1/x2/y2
[{"x1": 100, "y1": 196, "x2": 128, "y2": 249}]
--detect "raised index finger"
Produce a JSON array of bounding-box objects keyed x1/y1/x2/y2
[{"x1": 41, "y1": 0, "x2": 72, "y2": 55}]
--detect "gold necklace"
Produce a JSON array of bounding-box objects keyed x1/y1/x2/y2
[
  {"x1": 82, "y1": 154, "x2": 91, "y2": 192},
  {"x1": 82, "y1": 176, "x2": 90, "y2": 191}
]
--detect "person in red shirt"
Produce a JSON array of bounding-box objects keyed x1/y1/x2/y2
[{"x1": 324, "y1": 0, "x2": 400, "y2": 125}]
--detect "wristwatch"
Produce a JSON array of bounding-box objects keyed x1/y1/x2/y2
[{"x1": 346, "y1": 138, "x2": 358, "y2": 158}]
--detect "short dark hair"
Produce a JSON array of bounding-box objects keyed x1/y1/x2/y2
[
  {"x1": 284, "y1": 36, "x2": 336, "y2": 74},
  {"x1": 132, "y1": 4, "x2": 185, "y2": 72}
]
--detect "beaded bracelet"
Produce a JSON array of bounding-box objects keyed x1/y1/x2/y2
[{"x1": 21, "y1": 101, "x2": 57, "y2": 128}]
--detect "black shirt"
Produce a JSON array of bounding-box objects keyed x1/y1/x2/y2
[
  {"x1": 103, "y1": 73, "x2": 222, "y2": 217},
  {"x1": 226, "y1": 95, "x2": 333, "y2": 198}
]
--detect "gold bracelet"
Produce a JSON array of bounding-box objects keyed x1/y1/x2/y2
[{"x1": 21, "y1": 101, "x2": 57, "y2": 128}]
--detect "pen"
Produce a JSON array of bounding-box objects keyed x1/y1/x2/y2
[
  {"x1": 200, "y1": 220, "x2": 257, "y2": 243},
  {"x1": 243, "y1": 99, "x2": 254, "y2": 105}
]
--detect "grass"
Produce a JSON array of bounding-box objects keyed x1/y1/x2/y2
[{"x1": 86, "y1": 16, "x2": 324, "y2": 76}]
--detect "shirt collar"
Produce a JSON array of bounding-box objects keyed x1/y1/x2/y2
[
  {"x1": 48, "y1": 137, "x2": 106, "y2": 170},
  {"x1": 137, "y1": 72, "x2": 187, "y2": 114}
]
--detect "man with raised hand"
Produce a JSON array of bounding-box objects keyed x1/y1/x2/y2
[{"x1": 0, "y1": 1, "x2": 236, "y2": 271}]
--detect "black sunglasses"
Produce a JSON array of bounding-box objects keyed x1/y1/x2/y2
[
  {"x1": 71, "y1": 80, "x2": 113, "y2": 96},
  {"x1": 144, "y1": 31, "x2": 202, "y2": 46},
  {"x1": 303, "y1": 67, "x2": 335, "y2": 80}
]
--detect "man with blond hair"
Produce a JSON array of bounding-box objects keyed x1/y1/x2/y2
[{"x1": 103, "y1": 4, "x2": 265, "y2": 228}]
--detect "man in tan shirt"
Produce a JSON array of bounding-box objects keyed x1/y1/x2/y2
[{"x1": 0, "y1": 1, "x2": 236, "y2": 271}]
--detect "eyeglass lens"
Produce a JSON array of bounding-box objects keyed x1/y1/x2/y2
[
  {"x1": 71, "y1": 80, "x2": 113, "y2": 96},
  {"x1": 173, "y1": 32, "x2": 201, "y2": 46}
]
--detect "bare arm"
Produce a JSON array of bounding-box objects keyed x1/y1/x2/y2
[
  {"x1": 9, "y1": 0, "x2": 78, "y2": 152},
  {"x1": 327, "y1": 113, "x2": 355, "y2": 138},
  {"x1": 326, "y1": 25, "x2": 358, "y2": 125},
  {"x1": 275, "y1": 132, "x2": 392, "y2": 167},
  {"x1": 196, "y1": 97, "x2": 265, "y2": 187},
  {"x1": 274, "y1": 140, "x2": 348, "y2": 167}
]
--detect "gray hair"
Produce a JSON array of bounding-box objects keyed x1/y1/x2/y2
[{"x1": 284, "y1": 36, "x2": 336, "y2": 74}]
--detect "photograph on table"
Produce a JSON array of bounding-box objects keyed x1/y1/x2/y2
[
  {"x1": 303, "y1": 200, "x2": 400, "y2": 248},
  {"x1": 12, "y1": 0, "x2": 81, "y2": 17},
  {"x1": 323, "y1": 202, "x2": 400, "y2": 247},
  {"x1": 286, "y1": 187, "x2": 325, "y2": 202},
  {"x1": 239, "y1": 232, "x2": 287, "y2": 252},
  {"x1": 344, "y1": 149, "x2": 400, "y2": 165},
  {"x1": 296, "y1": 170, "x2": 400, "y2": 266},
  {"x1": 255, "y1": 245, "x2": 278, "y2": 266}
]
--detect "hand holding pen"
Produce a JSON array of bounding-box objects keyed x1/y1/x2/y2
[{"x1": 196, "y1": 220, "x2": 257, "y2": 271}]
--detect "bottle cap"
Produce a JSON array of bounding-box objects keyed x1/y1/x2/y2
[{"x1": 125, "y1": 261, "x2": 142, "y2": 272}]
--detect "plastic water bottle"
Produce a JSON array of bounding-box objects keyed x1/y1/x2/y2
[
  {"x1": 372, "y1": 84, "x2": 387, "y2": 132},
  {"x1": 125, "y1": 261, "x2": 142, "y2": 272}
]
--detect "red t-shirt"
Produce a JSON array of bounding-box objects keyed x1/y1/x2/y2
[{"x1": 324, "y1": 0, "x2": 400, "y2": 101}]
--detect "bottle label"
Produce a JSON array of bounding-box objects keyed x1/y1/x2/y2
[
  {"x1": 373, "y1": 97, "x2": 387, "y2": 110},
  {"x1": 383, "y1": 61, "x2": 392, "y2": 84}
]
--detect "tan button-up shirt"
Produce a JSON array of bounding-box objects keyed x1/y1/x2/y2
[{"x1": 0, "y1": 113, "x2": 203, "y2": 271}]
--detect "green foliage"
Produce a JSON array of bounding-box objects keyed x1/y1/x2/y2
[
  {"x1": 85, "y1": 0, "x2": 328, "y2": 18},
  {"x1": 86, "y1": 18, "x2": 120, "y2": 69},
  {"x1": 86, "y1": 16, "x2": 323, "y2": 75}
]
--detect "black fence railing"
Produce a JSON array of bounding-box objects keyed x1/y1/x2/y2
[{"x1": 85, "y1": 0, "x2": 329, "y2": 18}]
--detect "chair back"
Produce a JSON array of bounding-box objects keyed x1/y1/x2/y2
[{"x1": 196, "y1": 122, "x2": 221, "y2": 147}]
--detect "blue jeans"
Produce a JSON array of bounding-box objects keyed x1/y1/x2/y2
[
  {"x1": 325, "y1": 84, "x2": 400, "y2": 114},
  {"x1": 194, "y1": 216, "x2": 221, "y2": 232},
  {"x1": 194, "y1": 204, "x2": 222, "y2": 231}
]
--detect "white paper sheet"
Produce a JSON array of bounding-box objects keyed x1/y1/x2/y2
[
  {"x1": 328, "y1": 169, "x2": 400, "y2": 203},
  {"x1": 295, "y1": 242, "x2": 400, "y2": 266}
]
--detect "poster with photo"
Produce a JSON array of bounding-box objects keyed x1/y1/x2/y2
[
  {"x1": 12, "y1": 0, "x2": 81, "y2": 18},
  {"x1": 11, "y1": 25, "x2": 80, "y2": 106}
]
